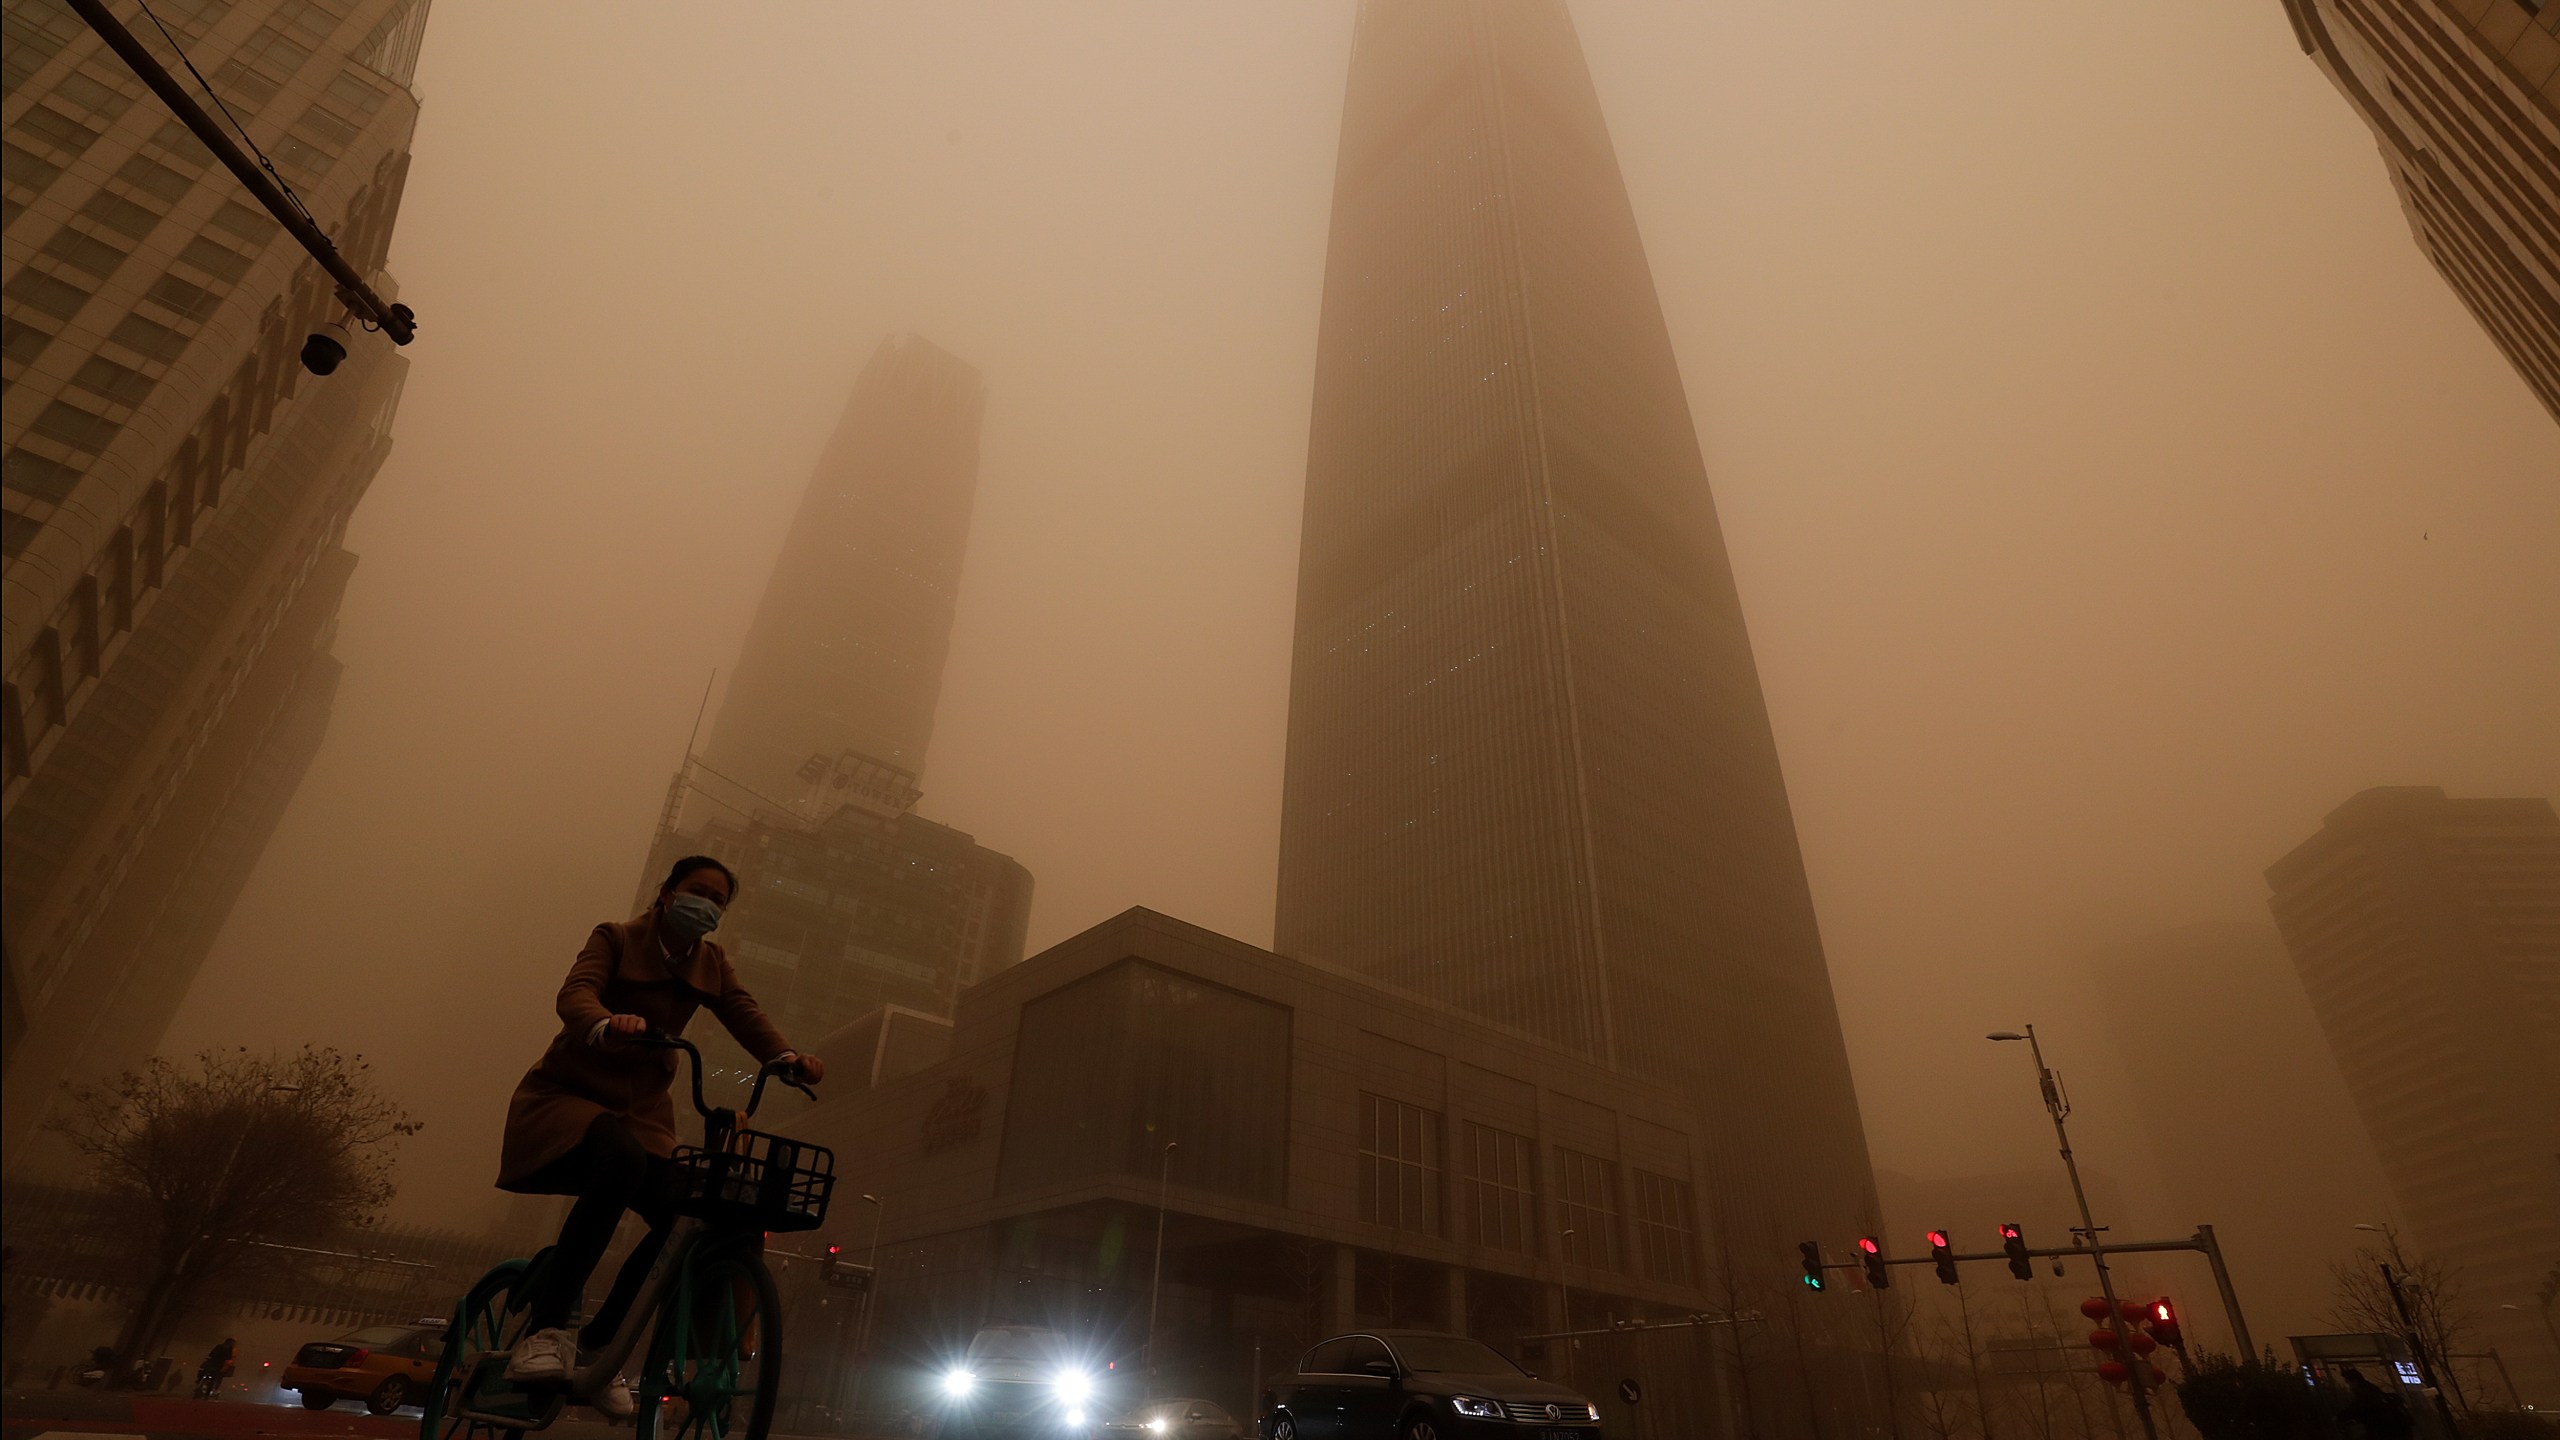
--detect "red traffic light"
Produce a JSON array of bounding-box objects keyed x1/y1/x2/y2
[
  {"x1": 1856, "y1": 1236, "x2": 1891, "y2": 1288},
  {"x1": 1926, "y1": 1230, "x2": 1949, "y2": 1248},
  {"x1": 1999, "y1": 1223, "x2": 2022, "y2": 1241},
  {"x1": 2147, "y1": 1297, "x2": 2185, "y2": 1348},
  {"x1": 1858, "y1": 1237, "x2": 1882, "y2": 1255},
  {"x1": 826, "y1": 1244, "x2": 841, "y2": 1256}
]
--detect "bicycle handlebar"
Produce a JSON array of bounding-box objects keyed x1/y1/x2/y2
[{"x1": 627, "y1": 1032, "x2": 816, "y2": 1122}]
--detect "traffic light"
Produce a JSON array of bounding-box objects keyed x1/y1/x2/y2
[
  {"x1": 2000, "y1": 1222, "x2": 2033, "y2": 1281},
  {"x1": 822, "y1": 1244, "x2": 874, "y2": 1293},
  {"x1": 1798, "y1": 1241, "x2": 1827, "y2": 1292},
  {"x1": 1928, "y1": 1229, "x2": 1958, "y2": 1285},
  {"x1": 2146, "y1": 1297, "x2": 2184, "y2": 1351},
  {"x1": 1858, "y1": 1236, "x2": 1891, "y2": 1290}
]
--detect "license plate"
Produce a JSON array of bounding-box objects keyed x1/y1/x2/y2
[{"x1": 1540, "y1": 1430, "x2": 1586, "y2": 1440}]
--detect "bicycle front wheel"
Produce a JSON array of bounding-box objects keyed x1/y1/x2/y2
[
  {"x1": 636, "y1": 1235, "x2": 781, "y2": 1440},
  {"x1": 418, "y1": 1255, "x2": 538, "y2": 1440}
]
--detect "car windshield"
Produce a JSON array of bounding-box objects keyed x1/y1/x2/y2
[
  {"x1": 968, "y1": 1327, "x2": 1061, "y2": 1362},
  {"x1": 1390, "y1": 1337, "x2": 1524, "y2": 1375},
  {"x1": 338, "y1": 1326, "x2": 414, "y2": 1346}
]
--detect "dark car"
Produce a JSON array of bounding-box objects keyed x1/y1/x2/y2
[{"x1": 1264, "y1": 1332, "x2": 1600, "y2": 1440}]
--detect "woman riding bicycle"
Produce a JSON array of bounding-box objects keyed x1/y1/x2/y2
[{"x1": 494, "y1": 855, "x2": 823, "y2": 1415}]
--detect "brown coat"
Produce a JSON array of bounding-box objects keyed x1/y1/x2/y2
[{"x1": 496, "y1": 913, "x2": 793, "y2": 1191}]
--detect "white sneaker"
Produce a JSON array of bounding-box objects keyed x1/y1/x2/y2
[
  {"x1": 503, "y1": 1328, "x2": 577, "y2": 1383},
  {"x1": 586, "y1": 1378, "x2": 636, "y2": 1422}
]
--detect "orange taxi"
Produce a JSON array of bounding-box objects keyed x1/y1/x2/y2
[{"x1": 280, "y1": 1321, "x2": 444, "y2": 1413}]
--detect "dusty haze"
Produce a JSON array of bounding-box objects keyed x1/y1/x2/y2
[{"x1": 161, "y1": 0, "x2": 2558, "y2": 1342}]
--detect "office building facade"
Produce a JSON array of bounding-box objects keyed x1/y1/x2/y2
[
  {"x1": 1, "y1": 0, "x2": 427, "y2": 1150},
  {"x1": 2265, "y1": 787, "x2": 2560, "y2": 1407},
  {"x1": 1274, "y1": 0, "x2": 1878, "y2": 1265},
  {"x1": 2278, "y1": 0, "x2": 2560, "y2": 422},
  {"x1": 636, "y1": 753, "x2": 1032, "y2": 1072},
  {"x1": 703, "y1": 332, "x2": 986, "y2": 803},
  {"x1": 794, "y1": 908, "x2": 1732, "y2": 1436}
]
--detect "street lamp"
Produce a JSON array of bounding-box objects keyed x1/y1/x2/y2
[
  {"x1": 847, "y1": 1193, "x2": 885, "y2": 1415},
  {"x1": 1989, "y1": 1027, "x2": 2156, "y2": 1440},
  {"x1": 2351, "y1": 1223, "x2": 2465, "y2": 1414},
  {"x1": 1148, "y1": 1141, "x2": 1178, "y2": 1397},
  {"x1": 1557, "y1": 1228, "x2": 1578, "y2": 1384}
]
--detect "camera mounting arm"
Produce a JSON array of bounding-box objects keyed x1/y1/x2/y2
[{"x1": 66, "y1": 0, "x2": 417, "y2": 346}]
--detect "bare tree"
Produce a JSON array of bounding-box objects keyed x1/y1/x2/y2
[
  {"x1": 2326, "y1": 1238, "x2": 2475, "y2": 1411},
  {"x1": 50, "y1": 1046, "x2": 422, "y2": 1366}
]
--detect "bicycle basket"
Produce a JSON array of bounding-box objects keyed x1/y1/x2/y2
[{"x1": 670, "y1": 1128, "x2": 834, "y2": 1232}]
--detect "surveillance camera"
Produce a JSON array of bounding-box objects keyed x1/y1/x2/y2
[{"x1": 300, "y1": 330, "x2": 347, "y2": 376}]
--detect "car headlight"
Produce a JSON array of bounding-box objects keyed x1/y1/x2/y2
[
  {"x1": 1449, "y1": 1396, "x2": 1504, "y2": 1419},
  {"x1": 1584, "y1": 1403, "x2": 1602, "y2": 1422},
  {"x1": 942, "y1": 1369, "x2": 976, "y2": 1398},
  {"x1": 1054, "y1": 1369, "x2": 1095, "y2": 1405},
  {"x1": 1148, "y1": 1421, "x2": 1169, "y2": 1434},
  {"x1": 1064, "y1": 1411, "x2": 1087, "y2": 1429}
]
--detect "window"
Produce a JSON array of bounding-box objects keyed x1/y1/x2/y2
[
  {"x1": 146, "y1": 273, "x2": 222, "y2": 322},
  {"x1": 209, "y1": 200, "x2": 279, "y2": 243},
  {"x1": 33, "y1": 400, "x2": 120, "y2": 453},
  {"x1": 115, "y1": 154, "x2": 194, "y2": 204},
  {"x1": 72, "y1": 356, "x2": 156, "y2": 408},
  {"x1": 40, "y1": 226, "x2": 130, "y2": 279},
  {"x1": 998, "y1": 960, "x2": 1292, "y2": 1204},
  {"x1": 1464, "y1": 1121, "x2": 1538, "y2": 1254},
  {"x1": 52, "y1": 70, "x2": 135, "y2": 121},
  {"x1": 1630, "y1": 1169, "x2": 1697, "y2": 1285},
  {"x1": 1301, "y1": 1338, "x2": 1358, "y2": 1375},
  {"x1": 4, "y1": 450, "x2": 83, "y2": 505},
  {"x1": 109, "y1": 314, "x2": 190, "y2": 364},
  {"x1": 2, "y1": 316, "x2": 52, "y2": 364},
  {"x1": 4, "y1": 140, "x2": 65, "y2": 193},
  {"x1": 2, "y1": 510, "x2": 39, "y2": 561},
  {"x1": 14, "y1": 105, "x2": 100, "y2": 157},
  {"x1": 80, "y1": 187, "x2": 163, "y2": 239},
  {"x1": 1359, "y1": 1092, "x2": 1443, "y2": 1234},
  {"x1": 1554, "y1": 1148, "x2": 1620, "y2": 1271},
  {"x1": 177, "y1": 235, "x2": 252, "y2": 283},
  {"x1": 6, "y1": 267, "x2": 91, "y2": 320}
]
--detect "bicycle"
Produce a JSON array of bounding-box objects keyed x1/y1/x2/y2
[{"x1": 420, "y1": 1036, "x2": 833, "y2": 1440}]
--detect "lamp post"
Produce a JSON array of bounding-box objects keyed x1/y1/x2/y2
[
  {"x1": 1558, "y1": 1228, "x2": 1578, "y2": 1384},
  {"x1": 1148, "y1": 1141, "x2": 1178, "y2": 1398},
  {"x1": 847, "y1": 1193, "x2": 885, "y2": 1415},
  {"x1": 1988, "y1": 1028, "x2": 2156, "y2": 1440},
  {"x1": 2353, "y1": 1223, "x2": 2467, "y2": 1416}
]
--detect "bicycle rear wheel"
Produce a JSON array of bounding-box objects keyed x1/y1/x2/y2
[
  {"x1": 418, "y1": 1254, "x2": 541, "y2": 1440},
  {"x1": 635, "y1": 1235, "x2": 781, "y2": 1440}
]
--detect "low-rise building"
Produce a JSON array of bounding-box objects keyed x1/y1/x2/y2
[{"x1": 787, "y1": 907, "x2": 1728, "y2": 1425}]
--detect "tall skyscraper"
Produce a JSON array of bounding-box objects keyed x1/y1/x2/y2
[
  {"x1": 703, "y1": 333, "x2": 985, "y2": 803},
  {"x1": 638, "y1": 331, "x2": 1028, "y2": 1067},
  {"x1": 1275, "y1": 0, "x2": 1878, "y2": 1273},
  {"x1": 1, "y1": 0, "x2": 427, "y2": 1153},
  {"x1": 2266, "y1": 787, "x2": 2560, "y2": 1407},
  {"x1": 2278, "y1": 0, "x2": 2560, "y2": 423}
]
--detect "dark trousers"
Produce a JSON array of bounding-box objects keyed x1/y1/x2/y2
[{"x1": 519, "y1": 1114, "x2": 677, "y2": 1343}]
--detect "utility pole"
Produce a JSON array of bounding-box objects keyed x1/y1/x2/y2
[{"x1": 1990, "y1": 1028, "x2": 2158, "y2": 1440}]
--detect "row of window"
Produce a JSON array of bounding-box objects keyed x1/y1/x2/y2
[
  {"x1": 1353, "y1": 1090, "x2": 1698, "y2": 1286},
  {"x1": 2, "y1": 155, "x2": 407, "y2": 786}
]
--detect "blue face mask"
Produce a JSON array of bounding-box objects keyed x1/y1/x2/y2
[{"x1": 663, "y1": 892, "x2": 724, "y2": 941}]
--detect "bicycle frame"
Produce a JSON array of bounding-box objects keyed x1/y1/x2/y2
[{"x1": 450, "y1": 1035, "x2": 810, "y2": 1428}]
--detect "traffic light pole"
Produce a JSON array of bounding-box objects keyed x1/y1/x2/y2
[
  {"x1": 1805, "y1": 1229, "x2": 2253, "y2": 1367},
  {"x1": 2006, "y1": 1026, "x2": 2160, "y2": 1440}
]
